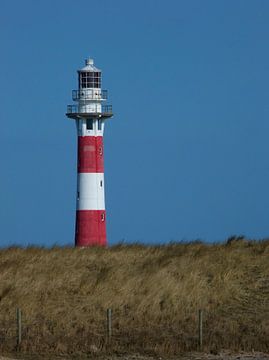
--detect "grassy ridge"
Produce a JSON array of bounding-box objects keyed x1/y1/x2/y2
[{"x1": 0, "y1": 239, "x2": 268, "y2": 356}]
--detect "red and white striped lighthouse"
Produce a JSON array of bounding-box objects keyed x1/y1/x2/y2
[{"x1": 66, "y1": 58, "x2": 113, "y2": 247}]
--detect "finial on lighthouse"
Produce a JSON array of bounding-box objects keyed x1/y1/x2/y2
[{"x1": 85, "y1": 58, "x2": 94, "y2": 66}]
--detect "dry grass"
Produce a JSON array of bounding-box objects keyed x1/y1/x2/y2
[{"x1": 0, "y1": 239, "x2": 268, "y2": 356}]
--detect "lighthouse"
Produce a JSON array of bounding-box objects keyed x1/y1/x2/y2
[{"x1": 66, "y1": 58, "x2": 113, "y2": 247}]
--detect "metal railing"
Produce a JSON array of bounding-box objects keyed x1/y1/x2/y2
[
  {"x1": 66, "y1": 104, "x2": 113, "y2": 115},
  {"x1": 72, "y1": 89, "x2": 108, "y2": 101}
]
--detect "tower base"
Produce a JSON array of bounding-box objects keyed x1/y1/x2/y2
[{"x1": 75, "y1": 210, "x2": 107, "y2": 247}]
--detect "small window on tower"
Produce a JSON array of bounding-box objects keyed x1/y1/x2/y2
[
  {"x1": 100, "y1": 180, "x2": 103, "y2": 187},
  {"x1": 86, "y1": 119, "x2": 94, "y2": 130},
  {"x1": 101, "y1": 213, "x2": 105, "y2": 222},
  {"x1": 98, "y1": 120, "x2": 102, "y2": 131}
]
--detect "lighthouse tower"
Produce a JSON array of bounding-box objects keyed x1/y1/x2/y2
[{"x1": 66, "y1": 58, "x2": 113, "y2": 247}]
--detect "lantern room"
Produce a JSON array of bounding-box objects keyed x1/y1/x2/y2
[{"x1": 78, "y1": 58, "x2": 101, "y2": 89}]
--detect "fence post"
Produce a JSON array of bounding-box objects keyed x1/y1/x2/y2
[
  {"x1": 198, "y1": 309, "x2": 203, "y2": 350},
  {"x1": 16, "y1": 308, "x2": 22, "y2": 348},
  {"x1": 106, "y1": 308, "x2": 112, "y2": 343}
]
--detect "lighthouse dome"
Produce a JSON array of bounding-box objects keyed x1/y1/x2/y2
[{"x1": 79, "y1": 58, "x2": 101, "y2": 72}]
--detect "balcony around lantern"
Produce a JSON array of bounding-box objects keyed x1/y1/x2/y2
[
  {"x1": 72, "y1": 89, "x2": 108, "y2": 101},
  {"x1": 66, "y1": 104, "x2": 113, "y2": 119}
]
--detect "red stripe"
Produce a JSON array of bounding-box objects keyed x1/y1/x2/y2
[
  {"x1": 77, "y1": 136, "x2": 104, "y2": 173},
  {"x1": 75, "y1": 210, "x2": 107, "y2": 247}
]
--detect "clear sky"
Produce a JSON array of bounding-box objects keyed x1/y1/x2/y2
[{"x1": 0, "y1": 0, "x2": 269, "y2": 246}]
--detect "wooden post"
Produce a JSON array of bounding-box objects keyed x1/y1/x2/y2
[
  {"x1": 16, "y1": 308, "x2": 22, "y2": 348},
  {"x1": 198, "y1": 309, "x2": 203, "y2": 350},
  {"x1": 107, "y1": 308, "x2": 112, "y2": 343}
]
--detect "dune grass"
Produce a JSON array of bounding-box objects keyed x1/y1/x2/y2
[{"x1": 0, "y1": 238, "x2": 268, "y2": 356}]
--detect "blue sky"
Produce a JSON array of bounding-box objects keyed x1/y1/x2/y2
[{"x1": 0, "y1": 0, "x2": 269, "y2": 246}]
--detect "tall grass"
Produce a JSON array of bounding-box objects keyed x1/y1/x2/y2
[{"x1": 0, "y1": 239, "x2": 268, "y2": 356}]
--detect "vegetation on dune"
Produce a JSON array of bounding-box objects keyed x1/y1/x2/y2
[{"x1": 0, "y1": 239, "x2": 268, "y2": 356}]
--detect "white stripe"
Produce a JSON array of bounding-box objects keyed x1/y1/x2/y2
[
  {"x1": 77, "y1": 173, "x2": 105, "y2": 210},
  {"x1": 76, "y1": 119, "x2": 104, "y2": 136}
]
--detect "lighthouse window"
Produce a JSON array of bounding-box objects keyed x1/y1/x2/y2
[
  {"x1": 86, "y1": 119, "x2": 94, "y2": 130},
  {"x1": 94, "y1": 72, "x2": 101, "y2": 88},
  {"x1": 98, "y1": 120, "x2": 102, "y2": 130},
  {"x1": 79, "y1": 72, "x2": 101, "y2": 89}
]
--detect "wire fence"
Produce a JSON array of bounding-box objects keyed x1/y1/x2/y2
[
  {"x1": 0, "y1": 308, "x2": 202, "y2": 353},
  {"x1": 0, "y1": 308, "x2": 267, "y2": 355}
]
